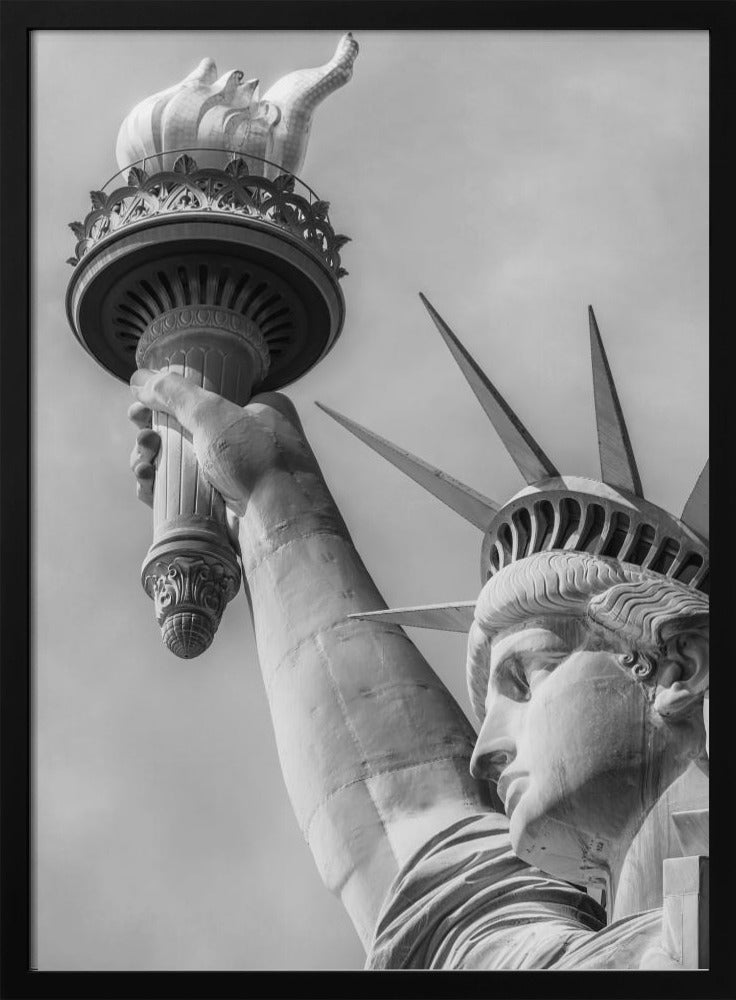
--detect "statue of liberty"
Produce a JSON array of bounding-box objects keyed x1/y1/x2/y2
[{"x1": 69, "y1": 32, "x2": 708, "y2": 971}]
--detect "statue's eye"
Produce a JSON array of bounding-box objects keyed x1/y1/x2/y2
[
  {"x1": 500, "y1": 655, "x2": 530, "y2": 701},
  {"x1": 493, "y1": 644, "x2": 569, "y2": 701}
]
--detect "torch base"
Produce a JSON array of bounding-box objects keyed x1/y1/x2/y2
[{"x1": 142, "y1": 533, "x2": 241, "y2": 660}]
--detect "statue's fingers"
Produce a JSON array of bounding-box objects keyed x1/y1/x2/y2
[
  {"x1": 129, "y1": 428, "x2": 160, "y2": 473},
  {"x1": 128, "y1": 400, "x2": 152, "y2": 429},
  {"x1": 132, "y1": 451, "x2": 155, "y2": 506},
  {"x1": 136, "y1": 428, "x2": 160, "y2": 465},
  {"x1": 135, "y1": 470, "x2": 155, "y2": 508},
  {"x1": 133, "y1": 461, "x2": 155, "y2": 484}
]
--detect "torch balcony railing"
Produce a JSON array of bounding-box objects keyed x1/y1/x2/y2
[{"x1": 67, "y1": 149, "x2": 350, "y2": 279}]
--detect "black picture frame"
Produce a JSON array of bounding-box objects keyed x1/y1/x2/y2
[{"x1": 2, "y1": 2, "x2": 733, "y2": 997}]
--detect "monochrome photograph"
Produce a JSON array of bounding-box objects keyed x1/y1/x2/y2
[{"x1": 27, "y1": 19, "x2": 709, "y2": 980}]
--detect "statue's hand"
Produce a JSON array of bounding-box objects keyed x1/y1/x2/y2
[{"x1": 128, "y1": 368, "x2": 304, "y2": 526}]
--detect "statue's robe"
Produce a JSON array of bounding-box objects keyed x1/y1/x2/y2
[{"x1": 367, "y1": 813, "x2": 661, "y2": 970}]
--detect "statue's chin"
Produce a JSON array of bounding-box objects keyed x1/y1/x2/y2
[{"x1": 510, "y1": 807, "x2": 614, "y2": 886}]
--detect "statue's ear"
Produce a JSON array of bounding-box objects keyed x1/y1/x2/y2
[{"x1": 653, "y1": 628, "x2": 709, "y2": 721}]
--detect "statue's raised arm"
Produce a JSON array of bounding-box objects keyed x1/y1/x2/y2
[{"x1": 129, "y1": 372, "x2": 493, "y2": 948}]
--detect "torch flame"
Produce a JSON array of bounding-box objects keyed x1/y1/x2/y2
[{"x1": 115, "y1": 33, "x2": 359, "y2": 177}]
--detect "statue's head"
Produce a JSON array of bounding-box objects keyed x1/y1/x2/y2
[{"x1": 467, "y1": 548, "x2": 708, "y2": 885}]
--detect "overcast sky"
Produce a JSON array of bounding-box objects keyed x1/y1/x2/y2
[{"x1": 33, "y1": 29, "x2": 707, "y2": 971}]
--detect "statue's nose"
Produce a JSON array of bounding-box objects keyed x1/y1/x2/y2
[
  {"x1": 470, "y1": 738, "x2": 516, "y2": 783},
  {"x1": 470, "y1": 695, "x2": 520, "y2": 782}
]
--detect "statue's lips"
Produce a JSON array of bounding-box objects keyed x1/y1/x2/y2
[{"x1": 497, "y1": 770, "x2": 528, "y2": 814}]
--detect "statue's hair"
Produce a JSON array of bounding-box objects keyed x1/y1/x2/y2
[{"x1": 468, "y1": 550, "x2": 709, "y2": 721}]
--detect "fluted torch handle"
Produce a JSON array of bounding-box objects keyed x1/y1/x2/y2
[{"x1": 136, "y1": 306, "x2": 270, "y2": 658}]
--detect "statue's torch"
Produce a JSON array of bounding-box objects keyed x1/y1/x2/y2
[{"x1": 66, "y1": 37, "x2": 357, "y2": 658}]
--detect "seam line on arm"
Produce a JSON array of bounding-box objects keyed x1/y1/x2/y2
[
  {"x1": 304, "y1": 752, "x2": 473, "y2": 847},
  {"x1": 263, "y1": 618, "x2": 413, "y2": 696},
  {"x1": 243, "y1": 527, "x2": 355, "y2": 576},
  {"x1": 308, "y1": 630, "x2": 401, "y2": 874}
]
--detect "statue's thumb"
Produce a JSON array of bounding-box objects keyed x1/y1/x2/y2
[
  {"x1": 130, "y1": 368, "x2": 158, "y2": 388},
  {"x1": 129, "y1": 368, "x2": 189, "y2": 422}
]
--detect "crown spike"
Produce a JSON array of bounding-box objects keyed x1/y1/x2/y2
[
  {"x1": 419, "y1": 294, "x2": 559, "y2": 485},
  {"x1": 316, "y1": 402, "x2": 499, "y2": 531},
  {"x1": 349, "y1": 602, "x2": 476, "y2": 633},
  {"x1": 680, "y1": 459, "x2": 708, "y2": 541},
  {"x1": 588, "y1": 305, "x2": 643, "y2": 497}
]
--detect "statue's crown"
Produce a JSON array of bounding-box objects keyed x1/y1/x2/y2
[
  {"x1": 318, "y1": 296, "x2": 709, "y2": 622},
  {"x1": 466, "y1": 300, "x2": 708, "y2": 593},
  {"x1": 483, "y1": 473, "x2": 707, "y2": 591}
]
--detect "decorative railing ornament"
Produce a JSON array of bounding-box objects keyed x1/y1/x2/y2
[{"x1": 67, "y1": 152, "x2": 350, "y2": 278}]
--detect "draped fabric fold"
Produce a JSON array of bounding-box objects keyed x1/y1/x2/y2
[{"x1": 367, "y1": 813, "x2": 662, "y2": 971}]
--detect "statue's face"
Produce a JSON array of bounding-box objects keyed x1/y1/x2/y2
[{"x1": 470, "y1": 617, "x2": 687, "y2": 884}]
